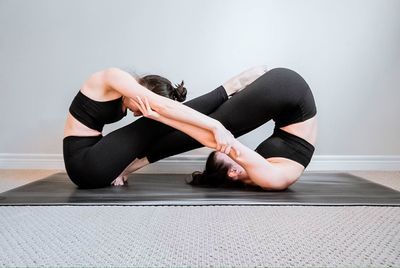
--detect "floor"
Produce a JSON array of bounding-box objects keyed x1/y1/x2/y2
[
  {"x1": 0, "y1": 169, "x2": 399, "y2": 193},
  {"x1": 0, "y1": 170, "x2": 399, "y2": 267}
]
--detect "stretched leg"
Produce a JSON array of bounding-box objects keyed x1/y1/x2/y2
[
  {"x1": 133, "y1": 85, "x2": 229, "y2": 159},
  {"x1": 77, "y1": 85, "x2": 229, "y2": 188},
  {"x1": 143, "y1": 67, "x2": 315, "y2": 163}
]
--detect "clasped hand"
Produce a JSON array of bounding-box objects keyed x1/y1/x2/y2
[
  {"x1": 211, "y1": 122, "x2": 240, "y2": 157},
  {"x1": 130, "y1": 95, "x2": 240, "y2": 157}
]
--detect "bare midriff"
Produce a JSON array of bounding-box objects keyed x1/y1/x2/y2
[
  {"x1": 63, "y1": 112, "x2": 102, "y2": 138},
  {"x1": 63, "y1": 84, "x2": 125, "y2": 138},
  {"x1": 266, "y1": 115, "x2": 318, "y2": 178}
]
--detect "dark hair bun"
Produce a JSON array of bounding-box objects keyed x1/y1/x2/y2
[{"x1": 173, "y1": 80, "x2": 187, "y2": 102}]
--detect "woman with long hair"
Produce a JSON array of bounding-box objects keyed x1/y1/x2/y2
[{"x1": 116, "y1": 67, "x2": 317, "y2": 190}]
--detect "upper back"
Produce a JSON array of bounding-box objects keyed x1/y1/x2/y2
[
  {"x1": 80, "y1": 70, "x2": 122, "y2": 101},
  {"x1": 68, "y1": 70, "x2": 127, "y2": 132}
]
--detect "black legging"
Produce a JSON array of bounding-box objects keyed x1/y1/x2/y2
[
  {"x1": 140, "y1": 67, "x2": 316, "y2": 164},
  {"x1": 63, "y1": 67, "x2": 315, "y2": 188}
]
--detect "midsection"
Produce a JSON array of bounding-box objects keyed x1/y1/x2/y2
[
  {"x1": 64, "y1": 112, "x2": 102, "y2": 138},
  {"x1": 265, "y1": 115, "x2": 318, "y2": 179},
  {"x1": 64, "y1": 71, "x2": 123, "y2": 138},
  {"x1": 279, "y1": 115, "x2": 318, "y2": 146}
]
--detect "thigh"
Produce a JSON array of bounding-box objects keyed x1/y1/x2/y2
[
  {"x1": 83, "y1": 118, "x2": 156, "y2": 187},
  {"x1": 212, "y1": 67, "x2": 311, "y2": 133}
]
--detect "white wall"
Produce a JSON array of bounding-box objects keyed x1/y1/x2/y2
[{"x1": 0, "y1": 0, "x2": 399, "y2": 169}]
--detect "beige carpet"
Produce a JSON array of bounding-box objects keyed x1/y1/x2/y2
[
  {"x1": 0, "y1": 169, "x2": 61, "y2": 193},
  {"x1": 348, "y1": 170, "x2": 400, "y2": 191},
  {"x1": 1, "y1": 205, "x2": 399, "y2": 267}
]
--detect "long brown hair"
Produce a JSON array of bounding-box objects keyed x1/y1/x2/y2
[{"x1": 187, "y1": 151, "x2": 246, "y2": 188}]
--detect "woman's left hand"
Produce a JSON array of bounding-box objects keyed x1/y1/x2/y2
[
  {"x1": 133, "y1": 96, "x2": 161, "y2": 120},
  {"x1": 211, "y1": 123, "x2": 232, "y2": 153},
  {"x1": 123, "y1": 96, "x2": 142, "y2": 116}
]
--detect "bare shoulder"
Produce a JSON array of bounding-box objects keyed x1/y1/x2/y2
[
  {"x1": 101, "y1": 67, "x2": 139, "y2": 83},
  {"x1": 80, "y1": 69, "x2": 105, "y2": 90},
  {"x1": 80, "y1": 68, "x2": 124, "y2": 100}
]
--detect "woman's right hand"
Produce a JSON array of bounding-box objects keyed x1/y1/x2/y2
[
  {"x1": 211, "y1": 122, "x2": 240, "y2": 156},
  {"x1": 134, "y1": 96, "x2": 161, "y2": 120}
]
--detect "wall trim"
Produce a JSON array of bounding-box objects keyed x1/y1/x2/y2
[{"x1": 0, "y1": 153, "x2": 399, "y2": 173}]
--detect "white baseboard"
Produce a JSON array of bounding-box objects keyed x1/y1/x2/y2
[{"x1": 0, "y1": 154, "x2": 399, "y2": 173}]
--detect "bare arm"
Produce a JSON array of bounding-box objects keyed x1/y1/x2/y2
[
  {"x1": 147, "y1": 113, "x2": 217, "y2": 149},
  {"x1": 104, "y1": 68, "x2": 221, "y2": 132},
  {"x1": 126, "y1": 107, "x2": 288, "y2": 190},
  {"x1": 105, "y1": 67, "x2": 235, "y2": 151},
  {"x1": 127, "y1": 95, "x2": 237, "y2": 155},
  {"x1": 227, "y1": 140, "x2": 290, "y2": 190}
]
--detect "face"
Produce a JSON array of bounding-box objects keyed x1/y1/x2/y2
[
  {"x1": 123, "y1": 96, "x2": 143, "y2": 117},
  {"x1": 214, "y1": 151, "x2": 248, "y2": 181},
  {"x1": 128, "y1": 105, "x2": 143, "y2": 117}
]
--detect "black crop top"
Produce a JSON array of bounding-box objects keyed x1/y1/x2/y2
[
  {"x1": 255, "y1": 127, "x2": 315, "y2": 168},
  {"x1": 69, "y1": 90, "x2": 127, "y2": 132}
]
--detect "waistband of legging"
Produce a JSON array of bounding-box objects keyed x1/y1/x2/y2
[
  {"x1": 63, "y1": 134, "x2": 103, "y2": 141},
  {"x1": 63, "y1": 135, "x2": 103, "y2": 146},
  {"x1": 63, "y1": 135, "x2": 103, "y2": 157}
]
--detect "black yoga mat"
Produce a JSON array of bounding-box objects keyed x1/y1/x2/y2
[{"x1": 0, "y1": 172, "x2": 399, "y2": 206}]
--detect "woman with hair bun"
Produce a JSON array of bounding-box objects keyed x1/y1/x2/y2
[{"x1": 63, "y1": 68, "x2": 238, "y2": 189}]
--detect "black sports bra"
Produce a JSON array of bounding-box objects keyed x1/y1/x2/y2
[
  {"x1": 255, "y1": 127, "x2": 315, "y2": 168},
  {"x1": 69, "y1": 90, "x2": 127, "y2": 132}
]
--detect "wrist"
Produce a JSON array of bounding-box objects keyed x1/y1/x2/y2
[
  {"x1": 229, "y1": 139, "x2": 242, "y2": 159},
  {"x1": 232, "y1": 138, "x2": 241, "y2": 149},
  {"x1": 210, "y1": 120, "x2": 222, "y2": 130}
]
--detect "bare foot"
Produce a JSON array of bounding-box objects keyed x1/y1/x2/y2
[
  {"x1": 223, "y1": 65, "x2": 268, "y2": 96},
  {"x1": 111, "y1": 175, "x2": 125, "y2": 186}
]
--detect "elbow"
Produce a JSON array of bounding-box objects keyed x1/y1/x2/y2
[
  {"x1": 258, "y1": 169, "x2": 292, "y2": 191},
  {"x1": 273, "y1": 183, "x2": 289, "y2": 191},
  {"x1": 260, "y1": 180, "x2": 289, "y2": 191}
]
